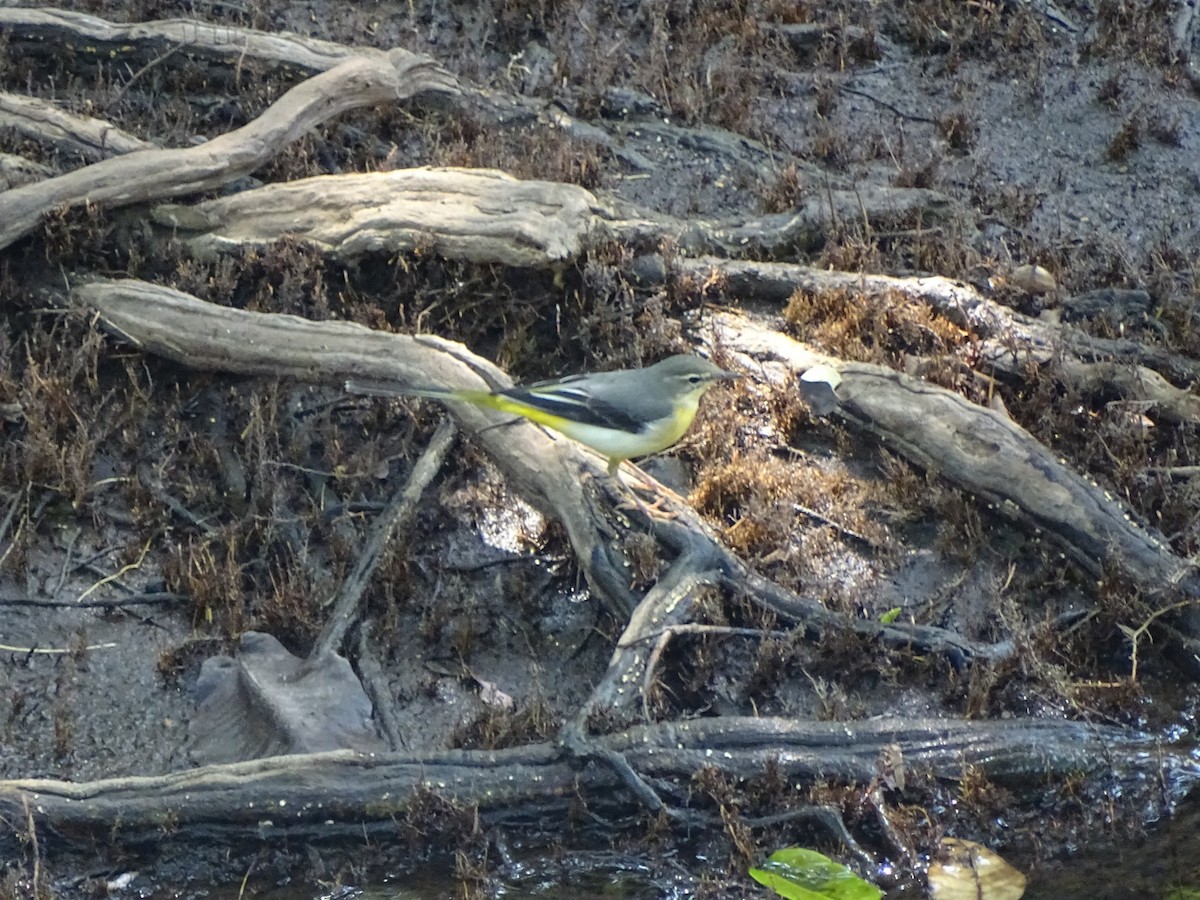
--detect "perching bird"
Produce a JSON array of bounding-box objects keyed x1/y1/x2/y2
[{"x1": 347, "y1": 354, "x2": 737, "y2": 476}]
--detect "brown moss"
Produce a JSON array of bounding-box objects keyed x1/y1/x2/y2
[
  {"x1": 936, "y1": 111, "x2": 977, "y2": 151},
  {"x1": 956, "y1": 764, "x2": 1014, "y2": 814},
  {"x1": 396, "y1": 786, "x2": 482, "y2": 857},
  {"x1": 34, "y1": 202, "x2": 115, "y2": 273},
  {"x1": 693, "y1": 450, "x2": 890, "y2": 592},
  {"x1": 1, "y1": 320, "x2": 137, "y2": 512},
  {"x1": 809, "y1": 120, "x2": 854, "y2": 168},
  {"x1": 1096, "y1": 73, "x2": 1123, "y2": 108},
  {"x1": 783, "y1": 286, "x2": 969, "y2": 368},
  {"x1": 1106, "y1": 113, "x2": 1141, "y2": 161},
  {"x1": 816, "y1": 230, "x2": 885, "y2": 274},
  {"x1": 257, "y1": 558, "x2": 323, "y2": 647},
  {"x1": 743, "y1": 631, "x2": 802, "y2": 704},
  {"x1": 691, "y1": 766, "x2": 756, "y2": 862},
  {"x1": 893, "y1": 157, "x2": 942, "y2": 191},
  {"x1": 623, "y1": 531, "x2": 665, "y2": 589},
  {"x1": 1086, "y1": 0, "x2": 1175, "y2": 64},
  {"x1": 895, "y1": 0, "x2": 1047, "y2": 59},
  {"x1": 760, "y1": 162, "x2": 806, "y2": 214},
  {"x1": 435, "y1": 123, "x2": 604, "y2": 190},
  {"x1": 164, "y1": 531, "x2": 248, "y2": 635},
  {"x1": 452, "y1": 694, "x2": 557, "y2": 750},
  {"x1": 930, "y1": 486, "x2": 986, "y2": 564},
  {"x1": 1144, "y1": 106, "x2": 1183, "y2": 146}
]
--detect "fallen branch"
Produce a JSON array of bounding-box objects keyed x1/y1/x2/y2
[
  {"x1": 0, "y1": 51, "x2": 458, "y2": 251},
  {"x1": 312, "y1": 417, "x2": 458, "y2": 659},
  {"x1": 0, "y1": 8, "x2": 398, "y2": 74},
  {"x1": 141, "y1": 168, "x2": 953, "y2": 269},
  {"x1": 0, "y1": 91, "x2": 154, "y2": 162}
]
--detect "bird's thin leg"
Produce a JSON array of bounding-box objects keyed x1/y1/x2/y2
[{"x1": 613, "y1": 461, "x2": 685, "y2": 520}]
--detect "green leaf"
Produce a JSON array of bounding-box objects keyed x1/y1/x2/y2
[{"x1": 749, "y1": 848, "x2": 881, "y2": 900}]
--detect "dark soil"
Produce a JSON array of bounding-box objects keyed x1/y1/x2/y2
[{"x1": 2, "y1": 1, "x2": 1199, "y2": 898}]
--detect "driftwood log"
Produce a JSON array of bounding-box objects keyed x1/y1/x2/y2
[
  {"x1": 151, "y1": 168, "x2": 602, "y2": 267},
  {"x1": 1, "y1": 716, "x2": 1186, "y2": 847}
]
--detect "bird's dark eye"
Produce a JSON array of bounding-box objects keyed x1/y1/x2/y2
[{"x1": 688, "y1": 374, "x2": 704, "y2": 384}]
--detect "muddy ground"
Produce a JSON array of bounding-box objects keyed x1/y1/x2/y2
[{"x1": 1, "y1": 1, "x2": 1200, "y2": 898}]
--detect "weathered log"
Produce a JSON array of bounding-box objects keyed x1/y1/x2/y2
[
  {"x1": 0, "y1": 8, "x2": 393, "y2": 74},
  {"x1": 682, "y1": 257, "x2": 1200, "y2": 384},
  {"x1": 0, "y1": 716, "x2": 1175, "y2": 847},
  {"x1": 151, "y1": 168, "x2": 601, "y2": 267},
  {"x1": 143, "y1": 166, "x2": 953, "y2": 268}
]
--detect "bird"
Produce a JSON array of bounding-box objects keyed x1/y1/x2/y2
[{"x1": 347, "y1": 354, "x2": 738, "y2": 477}]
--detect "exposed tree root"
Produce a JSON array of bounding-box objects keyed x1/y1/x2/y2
[
  {"x1": 62, "y1": 277, "x2": 1180, "y2": 841},
  {"x1": 73, "y1": 277, "x2": 640, "y2": 617},
  {"x1": 0, "y1": 716, "x2": 1181, "y2": 847},
  {"x1": 0, "y1": 7, "x2": 399, "y2": 74}
]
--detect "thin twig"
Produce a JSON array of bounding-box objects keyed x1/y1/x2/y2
[
  {"x1": 357, "y1": 626, "x2": 405, "y2": 750},
  {"x1": 24, "y1": 796, "x2": 41, "y2": 895},
  {"x1": 793, "y1": 503, "x2": 880, "y2": 550},
  {"x1": 106, "y1": 42, "x2": 188, "y2": 113},
  {"x1": 52, "y1": 526, "x2": 82, "y2": 598},
  {"x1": 0, "y1": 486, "x2": 28, "y2": 570},
  {"x1": 0, "y1": 591, "x2": 185, "y2": 609},
  {"x1": 839, "y1": 85, "x2": 940, "y2": 125},
  {"x1": 0, "y1": 641, "x2": 118, "y2": 654},
  {"x1": 74, "y1": 538, "x2": 153, "y2": 604},
  {"x1": 311, "y1": 418, "x2": 457, "y2": 660},
  {"x1": 743, "y1": 805, "x2": 875, "y2": 867}
]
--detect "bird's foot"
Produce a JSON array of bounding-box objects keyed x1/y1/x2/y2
[
  {"x1": 614, "y1": 463, "x2": 685, "y2": 521},
  {"x1": 616, "y1": 489, "x2": 677, "y2": 521}
]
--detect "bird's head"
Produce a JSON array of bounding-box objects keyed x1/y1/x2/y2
[{"x1": 653, "y1": 355, "x2": 740, "y2": 404}]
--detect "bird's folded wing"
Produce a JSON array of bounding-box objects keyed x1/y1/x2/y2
[{"x1": 506, "y1": 383, "x2": 646, "y2": 434}]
